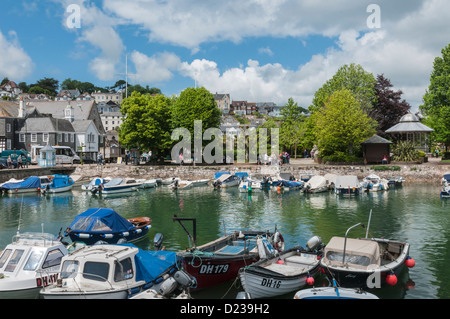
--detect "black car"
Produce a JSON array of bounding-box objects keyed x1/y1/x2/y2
[{"x1": 73, "y1": 157, "x2": 96, "y2": 164}]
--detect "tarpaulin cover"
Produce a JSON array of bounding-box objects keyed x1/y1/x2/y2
[
  {"x1": 68, "y1": 208, "x2": 135, "y2": 234},
  {"x1": 1, "y1": 176, "x2": 41, "y2": 190},
  {"x1": 50, "y1": 174, "x2": 74, "y2": 188},
  {"x1": 121, "y1": 243, "x2": 178, "y2": 283},
  {"x1": 214, "y1": 171, "x2": 230, "y2": 179}
]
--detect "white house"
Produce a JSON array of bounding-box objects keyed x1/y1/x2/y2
[{"x1": 72, "y1": 120, "x2": 100, "y2": 160}]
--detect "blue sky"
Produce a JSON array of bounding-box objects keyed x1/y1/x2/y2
[{"x1": 1, "y1": 0, "x2": 450, "y2": 109}]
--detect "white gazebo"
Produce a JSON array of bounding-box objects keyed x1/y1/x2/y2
[
  {"x1": 39, "y1": 144, "x2": 56, "y2": 167},
  {"x1": 385, "y1": 113, "x2": 434, "y2": 152}
]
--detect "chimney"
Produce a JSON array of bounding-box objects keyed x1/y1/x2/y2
[{"x1": 18, "y1": 96, "x2": 26, "y2": 118}]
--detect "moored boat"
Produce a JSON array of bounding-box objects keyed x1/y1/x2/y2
[
  {"x1": 0, "y1": 232, "x2": 68, "y2": 299},
  {"x1": 238, "y1": 236, "x2": 324, "y2": 299},
  {"x1": 303, "y1": 175, "x2": 328, "y2": 193},
  {"x1": 39, "y1": 244, "x2": 179, "y2": 299},
  {"x1": 239, "y1": 180, "x2": 263, "y2": 193},
  {"x1": 334, "y1": 175, "x2": 362, "y2": 196},
  {"x1": 41, "y1": 174, "x2": 74, "y2": 194},
  {"x1": 294, "y1": 282, "x2": 379, "y2": 299},
  {"x1": 91, "y1": 178, "x2": 141, "y2": 195},
  {"x1": 361, "y1": 174, "x2": 389, "y2": 192},
  {"x1": 320, "y1": 217, "x2": 415, "y2": 288},
  {"x1": 81, "y1": 177, "x2": 109, "y2": 191},
  {"x1": 169, "y1": 180, "x2": 194, "y2": 190},
  {"x1": 64, "y1": 208, "x2": 151, "y2": 245},
  {"x1": 212, "y1": 173, "x2": 240, "y2": 188},
  {"x1": 0, "y1": 176, "x2": 51, "y2": 194}
]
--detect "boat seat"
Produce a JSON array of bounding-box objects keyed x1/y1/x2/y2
[
  {"x1": 215, "y1": 245, "x2": 247, "y2": 256},
  {"x1": 264, "y1": 263, "x2": 307, "y2": 276},
  {"x1": 284, "y1": 255, "x2": 316, "y2": 266}
]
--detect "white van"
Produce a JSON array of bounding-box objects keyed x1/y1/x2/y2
[{"x1": 31, "y1": 145, "x2": 81, "y2": 164}]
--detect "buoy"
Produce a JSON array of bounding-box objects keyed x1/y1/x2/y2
[
  {"x1": 386, "y1": 272, "x2": 398, "y2": 286},
  {"x1": 306, "y1": 276, "x2": 315, "y2": 286},
  {"x1": 405, "y1": 256, "x2": 415, "y2": 268},
  {"x1": 276, "y1": 258, "x2": 284, "y2": 264}
]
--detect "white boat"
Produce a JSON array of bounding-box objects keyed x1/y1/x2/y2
[
  {"x1": 80, "y1": 177, "x2": 109, "y2": 191},
  {"x1": 361, "y1": 174, "x2": 389, "y2": 192},
  {"x1": 303, "y1": 175, "x2": 329, "y2": 193},
  {"x1": 0, "y1": 176, "x2": 51, "y2": 194},
  {"x1": 41, "y1": 175, "x2": 75, "y2": 194},
  {"x1": 0, "y1": 232, "x2": 69, "y2": 299},
  {"x1": 162, "y1": 177, "x2": 180, "y2": 185},
  {"x1": 91, "y1": 178, "x2": 141, "y2": 195},
  {"x1": 239, "y1": 180, "x2": 263, "y2": 193},
  {"x1": 39, "y1": 244, "x2": 180, "y2": 299},
  {"x1": 334, "y1": 175, "x2": 362, "y2": 196},
  {"x1": 136, "y1": 179, "x2": 158, "y2": 188},
  {"x1": 169, "y1": 180, "x2": 194, "y2": 190},
  {"x1": 191, "y1": 179, "x2": 210, "y2": 186},
  {"x1": 212, "y1": 174, "x2": 240, "y2": 188},
  {"x1": 294, "y1": 286, "x2": 379, "y2": 299},
  {"x1": 238, "y1": 237, "x2": 323, "y2": 299}
]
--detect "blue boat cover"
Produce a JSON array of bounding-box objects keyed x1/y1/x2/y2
[
  {"x1": 2, "y1": 176, "x2": 41, "y2": 190},
  {"x1": 50, "y1": 175, "x2": 74, "y2": 188},
  {"x1": 214, "y1": 171, "x2": 230, "y2": 179},
  {"x1": 121, "y1": 244, "x2": 178, "y2": 283},
  {"x1": 444, "y1": 174, "x2": 450, "y2": 182},
  {"x1": 234, "y1": 172, "x2": 249, "y2": 179},
  {"x1": 68, "y1": 208, "x2": 135, "y2": 234},
  {"x1": 104, "y1": 178, "x2": 123, "y2": 186},
  {"x1": 281, "y1": 180, "x2": 303, "y2": 188}
]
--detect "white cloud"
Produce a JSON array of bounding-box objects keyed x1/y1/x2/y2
[
  {"x1": 0, "y1": 30, "x2": 34, "y2": 79},
  {"x1": 130, "y1": 51, "x2": 181, "y2": 83},
  {"x1": 258, "y1": 47, "x2": 274, "y2": 56}
]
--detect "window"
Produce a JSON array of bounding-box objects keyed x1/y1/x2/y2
[
  {"x1": 42, "y1": 249, "x2": 65, "y2": 269},
  {"x1": 58, "y1": 133, "x2": 62, "y2": 143},
  {"x1": 114, "y1": 258, "x2": 134, "y2": 282},
  {"x1": 6, "y1": 123, "x2": 11, "y2": 132},
  {"x1": 5, "y1": 249, "x2": 24, "y2": 272},
  {"x1": 31, "y1": 133, "x2": 37, "y2": 143},
  {"x1": 43, "y1": 133, "x2": 49, "y2": 143},
  {"x1": 70, "y1": 133, "x2": 74, "y2": 142},
  {"x1": 0, "y1": 249, "x2": 12, "y2": 268},
  {"x1": 24, "y1": 250, "x2": 44, "y2": 271},
  {"x1": 61, "y1": 260, "x2": 79, "y2": 279},
  {"x1": 64, "y1": 133, "x2": 68, "y2": 142},
  {"x1": 83, "y1": 262, "x2": 109, "y2": 282},
  {"x1": 19, "y1": 134, "x2": 25, "y2": 143}
]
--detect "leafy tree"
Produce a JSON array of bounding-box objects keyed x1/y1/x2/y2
[
  {"x1": 280, "y1": 97, "x2": 307, "y2": 158},
  {"x1": 30, "y1": 77, "x2": 59, "y2": 96},
  {"x1": 171, "y1": 87, "x2": 222, "y2": 143},
  {"x1": 61, "y1": 78, "x2": 98, "y2": 94},
  {"x1": 18, "y1": 82, "x2": 29, "y2": 93},
  {"x1": 118, "y1": 92, "x2": 174, "y2": 157},
  {"x1": 28, "y1": 85, "x2": 52, "y2": 96},
  {"x1": 370, "y1": 74, "x2": 410, "y2": 137},
  {"x1": 1, "y1": 77, "x2": 9, "y2": 86},
  {"x1": 420, "y1": 43, "x2": 450, "y2": 148},
  {"x1": 310, "y1": 63, "x2": 377, "y2": 114},
  {"x1": 313, "y1": 89, "x2": 377, "y2": 157}
]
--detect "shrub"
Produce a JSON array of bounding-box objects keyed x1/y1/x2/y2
[{"x1": 391, "y1": 140, "x2": 420, "y2": 162}]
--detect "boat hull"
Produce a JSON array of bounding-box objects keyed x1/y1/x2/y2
[
  {"x1": 67, "y1": 225, "x2": 151, "y2": 245},
  {"x1": 40, "y1": 286, "x2": 136, "y2": 299},
  {"x1": 294, "y1": 287, "x2": 379, "y2": 299},
  {"x1": 101, "y1": 184, "x2": 139, "y2": 194},
  {"x1": 43, "y1": 185, "x2": 73, "y2": 194}
]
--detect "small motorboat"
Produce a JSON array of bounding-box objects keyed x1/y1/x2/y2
[
  {"x1": 169, "y1": 180, "x2": 194, "y2": 190},
  {"x1": 173, "y1": 216, "x2": 285, "y2": 290},
  {"x1": 361, "y1": 174, "x2": 389, "y2": 192},
  {"x1": 64, "y1": 208, "x2": 151, "y2": 245},
  {"x1": 41, "y1": 174, "x2": 74, "y2": 194},
  {"x1": 91, "y1": 178, "x2": 141, "y2": 195},
  {"x1": 441, "y1": 173, "x2": 450, "y2": 198},
  {"x1": 388, "y1": 176, "x2": 405, "y2": 187},
  {"x1": 239, "y1": 180, "x2": 263, "y2": 193},
  {"x1": 191, "y1": 179, "x2": 210, "y2": 187},
  {"x1": 212, "y1": 174, "x2": 240, "y2": 188},
  {"x1": 320, "y1": 212, "x2": 415, "y2": 288},
  {"x1": 39, "y1": 244, "x2": 180, "y2": 299},
  {"x1": 303, "y1": 175, "x2": 328, "y2": 193},
  {"x1": 81, "y1": 177, "x2": 109, "y2": 191},
  {"x1": 1, "y1": 176, "x2": 51, "y2": 194},
  {"x1": 294, "y1": 280, "x2": 379, "y2": 299},
  {"x1": 0, "y1": 232, "x2": 69, "y2": 299},
  {"x1": 161, "y1": 177, "x2": 180, "y2": 185},
  {"x1": 136, "y1": 179, "x2": 158, "y2": 188},
  {"x1": 334, "y1": 175, "x2": 362, "y2": 196},
  {"x1": 238, "y1": 236, "x2": 324, "y2": 299}
]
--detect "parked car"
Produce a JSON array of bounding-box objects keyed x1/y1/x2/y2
[{"x1": 73, "y1": 156, "x2": 96, "y2": 164}]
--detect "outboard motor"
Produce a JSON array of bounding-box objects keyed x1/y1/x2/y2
[
  {"x1": 306, "y1": 235, "x2": 323, "y2": 252},
  {"x1": 153, "y1": 233, "x2": 164, "y2": 251},
  {"x1": 174, "y1": 270, "x2": 196, "y2": 289}
]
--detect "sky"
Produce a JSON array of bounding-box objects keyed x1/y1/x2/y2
[{"x1": 1, "y1": 0, "x2": 450, "y2": 111}]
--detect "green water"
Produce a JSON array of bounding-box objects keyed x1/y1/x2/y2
[{"x1": 1, "y1": 184, "x2": 448, "y2": 299}]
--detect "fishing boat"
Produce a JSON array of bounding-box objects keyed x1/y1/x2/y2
[
  {"x1": 212, "y1": 173, "x2": 240, "y2": 188},
  {"x1": 238, "y1": 236, "x2": 324, "y2": 299},
  {"x1": 0, "y1": 176, "x2": 51, "y2": 194},
  {"x1": 303, "y1": 175, "x2": 328, "y2": 193},
  {"x1": 0, "y1": 232, "x2": 69, "y2": 299},
  {"x1": 169, "y1": 180, "x2": 194, "y2": 190},
  {"x1": 91, "y1": 178, "x2": 141, "y2": 195},
  {"x1": 64, "y1": 208, "x2": 151, "y2": 245},
  {"x1": 172, "y1": 216, "x2": 285, "y2": 290},
  {"x1": 81, "y1": 177, "x2": 109, "y2": 191},
  {"x1": 39, "y1": 244, "x2": 180, "y2": 299},
  {"x1": 320, "y1": 212, "x2": 415, "y2": 288},
  {"x1": 41, "y1": 175, "x2": 74, "y2": 194},
  {"x1": 361, "y1": 174, "x2": 389, "y2": 192},
  {"x1": 334, "y1": 175, "x2": 362, "y2": 196}
]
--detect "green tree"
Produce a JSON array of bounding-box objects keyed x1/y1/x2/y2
[
  {"x1": 118, "y1": 92, "x2": 173, "y2": 157},
  {"x1": 311, "y1": 63, "x2": 377, "y2": 114},
  {"x1": 1, "y1": 77, "x2": 9, "y2": 86},
  {"x1": 171, "y1": 87, "x2": 222, "y2": 143},
  {"x1": 30, "y1": 77, "x2": 59, "y2": 96},
  {"x1": 280, "y1": 97, "x2": 307, "y2": 158},
  {"x1": 420, "y1": 43, "x2": 450, "y2": 149},
  {"x1": 313, "y1": 89, "x2": 377, "y2": 157}
]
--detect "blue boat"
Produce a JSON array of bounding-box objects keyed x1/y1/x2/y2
[
  {"x1": 0, "y1": 176, "x2": 50, "y2": 194},
  {"x1": 64, "y1": 208, "x2": 152, "y2": 245},
  {"x1": 41, "y1": 175, "x2": 74, "y2": 194}
]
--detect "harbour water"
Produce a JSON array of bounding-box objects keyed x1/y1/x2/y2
[{"x1": 0, "y1": 183, "x2": 448, "y2": 299}]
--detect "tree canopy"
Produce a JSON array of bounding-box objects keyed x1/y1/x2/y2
[{"x1": 279, "y1": 97, "x2": 307, "y2": 157}]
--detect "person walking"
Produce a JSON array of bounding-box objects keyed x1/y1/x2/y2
[
  {"x1": 17, "y1": 155, "x2": 22, "y2": 168},
  {"x1": 7, "y1": 155, "x2": 11, "y2": 169}
]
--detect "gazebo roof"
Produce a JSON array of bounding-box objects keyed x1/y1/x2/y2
[
  {"x1": 385, "y1": 113, "x2": 434, "y2": 134},
  {"x1": 361, "y1": 135, "x2": 392, "y2": 145}
]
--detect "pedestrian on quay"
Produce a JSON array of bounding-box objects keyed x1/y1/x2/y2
[
  {"x1": 17, "y1": 155, "x2": 22, "y2": 168},
  {"x1": 7, "y1": 155, "x2": 11, "y2": 169}
]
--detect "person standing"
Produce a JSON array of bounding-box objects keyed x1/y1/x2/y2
[
  {"x1": 17, "y1": 155, "x2": 22, "y2": 168},
  {"x1": 7, "y1": 155, "x2": 11, "y2": 169}
]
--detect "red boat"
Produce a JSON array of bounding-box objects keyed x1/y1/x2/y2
[{"x1": 173, "y1": 216, "x2": 285, "y2": 290}]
